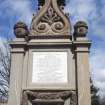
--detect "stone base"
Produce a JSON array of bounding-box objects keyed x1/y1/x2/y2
[
  {"x1": 21, "y1": 90, "x2": 77, "y2": 105},
  {"x1": 32, "y1": 99, "x2": 64, "y2": 105}
]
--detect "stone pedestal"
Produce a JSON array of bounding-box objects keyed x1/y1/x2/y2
[
  {"x1": 8, "y1": 1, "x2": 91, "y2": 105},
  {"x1": 75, "y1": 43, "x2": 91, "y2": 105},
  {"x1": 74, "y1": 21, "x2": 91, "y2": 105},
  {"x1": 21, "y1": 91, "x2": 77, "y2": 105},
  {"x1": 8, "y1": 44, "x2": 25, "y2": 105},
  {"x1": 32, "y1": 99, "x2": 64, "y2": 105}
]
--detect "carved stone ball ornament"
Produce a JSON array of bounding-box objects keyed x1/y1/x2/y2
[
  {"x1": 30, "y1": 0, "x2": 71, "y2": 36},
  {"x1": 74, "y1": 21, "x2": 88, "y2": 36},
  {"x1": 14, "y1": 21, "x2": 29, "y2": 38}
]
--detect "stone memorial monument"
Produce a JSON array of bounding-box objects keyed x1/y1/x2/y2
[{"x1": 8, "y1": 0, "x2": 91, "y2": 105}]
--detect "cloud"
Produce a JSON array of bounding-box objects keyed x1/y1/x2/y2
[
  {"x1": 90, "y1": 48, "x2": 105, "y2": 71},
  {"x1": 7, "y1": 0, "x2": 34, "y2": 24},
  {"x1": 65, "y1": 0, "x2": 96, "y2": 21},
  {"x1": 90, "y1": 47, "x2": 105, "y2": 96},
  {"x1": 65, "y1": 0, "x2": 105, "y2": 96},
  {"x1": 65, "y1": 0, "x2": 105, "y2": 41},
  {"x1": 0, "y1": 0, "x2": 37, "y2": 39},
  {"x1": 0, "y1": 0, "x2": 35, "y2": 24},
  {"x1": 93, "y1": 69, "x2": 105, "y2": 97},
  {"x1": 95, "y1": 80, "x2": 105, "y2": 97}
]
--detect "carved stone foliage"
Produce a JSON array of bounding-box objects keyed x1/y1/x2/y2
[
  {"x1": 30, "y1": 0, "x2": 71, "y2": 36},
  {"x1": 21, "y1": 91, "x2": 77, "y2": 105}
]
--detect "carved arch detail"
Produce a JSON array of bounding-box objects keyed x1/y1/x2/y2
[{"x1": 30, "y1": 0, "x2": 71, "y2": 36}]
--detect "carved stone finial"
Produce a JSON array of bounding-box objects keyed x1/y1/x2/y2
[
  {"x1": 14, "y1": 21, "x2": 29, "y2": 38},
  {"x1": 30, "y1": 0, "x2": 71, "y2": 37},
  {"x1": 38, "y1": 0, "x2": 66, "y2": 6},
  {"x1": 74, "y1": 21, "x2": 88, "y2": 37}
]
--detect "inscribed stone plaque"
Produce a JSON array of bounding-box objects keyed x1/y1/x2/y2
[{"x1": 32, "y1": 52, "x2": 68, "y2": 84}]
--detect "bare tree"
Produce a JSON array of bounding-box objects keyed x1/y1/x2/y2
[{"x1": 0, "y1": 40, "x2": 10, "y2": 102}]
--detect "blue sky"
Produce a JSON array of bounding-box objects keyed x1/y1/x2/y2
[{"x1": 0, "y1": 0, "x2": 105, "y2": 96}]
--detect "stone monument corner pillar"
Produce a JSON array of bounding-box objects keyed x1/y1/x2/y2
[{"x1": 73, "y1": 21, "x2": 91, "y2": 105}]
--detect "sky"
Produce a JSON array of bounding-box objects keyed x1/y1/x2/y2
[{"x1": 0, "y1": 0, "x2": 105, "y2": 97}]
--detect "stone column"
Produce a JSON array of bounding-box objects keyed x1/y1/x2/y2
[
  {"x1": 7, "y1": 22, "x2": 28, "y2": 105},
  {"x1": 8, "y1": 48, "x2": 25, "y2": 105},
  {"x1": 73, "y1": 21, "x2": 91, "y2": 105}
]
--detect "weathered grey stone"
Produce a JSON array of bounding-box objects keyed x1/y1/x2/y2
[
  {"x1": 21, "y1": 91, "x2": 77, "y2": 105},
  {"x1": 14, "y1": 21, "x2": 29, "y2": 38},
  {"x1": 74, "y1": 21, "x2": 88, "y2": 37}
]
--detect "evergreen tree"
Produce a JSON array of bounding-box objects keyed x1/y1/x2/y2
[{"x1": 91, "y1": 79, "x2": 100, "y2": 105}]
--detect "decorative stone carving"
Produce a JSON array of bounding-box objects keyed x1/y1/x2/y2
[
  {"x1": 21, "y1": 91, "x2": 77, "y2": 105},
  {"x1": 70, "y1": 91, "x2": 77, "y2": 105},
  {"x1": 14, "y1": 21, "x2": 29, "y2": 38},
  {"x1": 30, "y1": 0, "x2": 71, "y2": 36},
  {"x1": 38, "y1": 0, "x2": 66, "y2": 7},
  {"x1": 74, "y1": 21, "x2": 88, "y2": 36}
]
